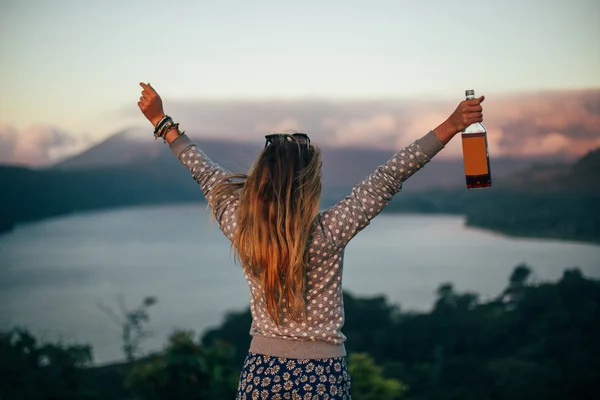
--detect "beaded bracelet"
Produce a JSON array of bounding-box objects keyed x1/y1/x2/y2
[
  {"x1": 155, "y1": 121, "x2": 184, "y2": 143},
  {"x1": 154, "y1": 117, "x2": 173, "y2": 140},
  {"x1": 158, "y1": 119, "x2": 173, "y2": 136},
  {"x1": 153, "y1": 115, "x2": 171, "y2": 135}
]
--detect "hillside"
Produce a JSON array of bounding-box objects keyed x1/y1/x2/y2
[
  {"x1": 53, "y1": 129, "x2": 552, "y2": 190},
  {"x1": 0, "y1": 129, "x2": 595, "y2": 243},
  {"x1": 492, "y1": 146, "x2": 600, "y2": 195},
  {"x1": 469, "y1": 147, "x2": 600, "y2": 242},
  {"x1": 387, "y1": 146, "x2": 600, "y2": 243}
]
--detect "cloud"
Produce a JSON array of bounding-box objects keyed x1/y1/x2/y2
[
  {"x1": 5, "y1": 89, "x2": 599, "y2": 167},
  {"x1": 143, "y1": 98, "x2": 420, "y2": 149},
  {"x1": 0, "y1": 124, "x2": 90, "y2": 167},
  {"x1": 142, "y1": 89, "x2": 599, "y2": 159},
  {"x1": 254, "y1": 118, "x2": 302, "y2": 135},
  {"x1": 323, "y1": 114, "x2": 398, "y2": 147},
  {"x1": 483, "y1": 89, "x2": 600, "y2": 156}
]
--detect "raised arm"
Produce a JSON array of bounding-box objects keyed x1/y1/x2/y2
[
  {"x1": 318, "y1": 95, "x2": 485, "y2": 248},
  {"x1": 137, "y1": 82, "x2": 238, "y2": 240}
]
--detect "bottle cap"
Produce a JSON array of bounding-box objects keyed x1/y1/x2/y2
[{"x1": 465, "y1": 89, "x2": 475, "y2": 96}]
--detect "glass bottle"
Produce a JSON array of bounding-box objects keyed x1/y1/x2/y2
[{"x1": 461, "y1": 89, "x2": 492, "y2": 189}]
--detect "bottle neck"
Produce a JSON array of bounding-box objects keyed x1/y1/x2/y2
[{"x1": 463, "y1": 91, "x2": 483, "y2": 133}]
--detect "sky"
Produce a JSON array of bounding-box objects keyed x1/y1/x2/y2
[{"x1": 0, "y1": 0, "x2": 599, "y2": 165}]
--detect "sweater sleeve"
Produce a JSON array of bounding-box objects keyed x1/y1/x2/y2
[
  {"x1": 169, "y1": 133, "x2": 239, "y2": 240},
  {"x1": 317, "y1": 130, "x2": 445, "y2": 248}
]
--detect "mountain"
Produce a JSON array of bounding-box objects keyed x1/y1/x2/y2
[
  {"x1": 385, "y1": 146, "x2": 600, "y2": 243},
  {"x1": 53, "y1": 129, "x2": 258, "y2": 172},
  {"x1": 1, "y1": 129, "x2": 590, "y2": 241},
  {"x1": 53, "y1": 129, "x2": 556, "y2": 192},
  {"x1": 496, "y1": 147, "x2": 600, "y2": 195},
  {"x1": 54, "y1": 129, "x2": 163, "y2": 169}
]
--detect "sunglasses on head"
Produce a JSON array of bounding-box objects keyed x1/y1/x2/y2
[{"x1": 264, "y1": 133, "x2": 311, "y2": 150}]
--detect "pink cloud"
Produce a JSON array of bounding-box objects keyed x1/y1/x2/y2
[
  {"x1": 483, "y1": 89, "x2": 600, "y2": 157},
  {"x1": 0, "y1": 124, "x2": 90, "y2": 167},
  {"x1": 156, "y1": 89, "x2": 600, "y2": 159},
  {"x1": 323, "y1": 114, "x2": 398, "y2": 146},
  {"x1": 4, "y1": 89, "x2": 599, "y2": 167}
]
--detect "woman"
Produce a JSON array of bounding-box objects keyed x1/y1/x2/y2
[{"x1": 138, "y1": 82, "x2": 484, "y2": 399}]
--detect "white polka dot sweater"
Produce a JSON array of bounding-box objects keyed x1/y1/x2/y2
[{"x1": 169, "y1": 130, "x2": 445, "y2": 359}]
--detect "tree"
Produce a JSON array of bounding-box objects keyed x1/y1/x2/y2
[
  {"x1": 98, "y1": 295, "x2": 157, "y2": 362},
  {"x1": 126, "y1": 330, "x2": 239, "y2": 400},
  {"x1": 0, "y1": 328, "x2": 93, "y2": 400},
  {"x1": 501, "y1": 263, "x2": 532, "y2": 306},
  {"x1": 348, "y1": 353, "x2": 408, "y2": 400}
]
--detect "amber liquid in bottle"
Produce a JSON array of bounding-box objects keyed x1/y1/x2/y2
[{"x1": 461, "y1": 90, "x2": 492, "y2": 189}]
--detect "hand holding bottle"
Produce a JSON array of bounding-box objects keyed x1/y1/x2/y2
[
  {"x1": 447, "y1": 95, "x2": 485, "y2": 134},
  {"x1": 433, "y1": 95, "x2": 485, "y2": 145}
]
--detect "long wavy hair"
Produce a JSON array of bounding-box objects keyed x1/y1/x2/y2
[{"x1": 210, "y1": 134, "x2": 322, "y2": 325}]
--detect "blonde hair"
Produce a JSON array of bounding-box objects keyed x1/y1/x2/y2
[{"x1": 210, "y1": 135, "x2": 322, "y2": 325}]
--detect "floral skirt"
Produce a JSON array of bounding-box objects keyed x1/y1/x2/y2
[{"x1": 236, "y1": 352, "x2": 351, "y2": 399}]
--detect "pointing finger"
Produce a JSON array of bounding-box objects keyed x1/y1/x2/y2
[
  {"x1": 140, "y1": 82, "x2": 157, "y2": 96},
  {"x1": 140, "y1": 82, "x2": 153, "y2": 95}
]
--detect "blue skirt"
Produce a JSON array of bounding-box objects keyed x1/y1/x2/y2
[{"x1": 236, "y1": 352, "x2": 351, "y2": 399}]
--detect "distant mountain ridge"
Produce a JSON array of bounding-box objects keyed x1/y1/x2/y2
[
  {"x1": 1, "y1": 129, "x2": 597, "y2": 243},
  {"x1": 493, "y1": 146, "x2": 600, "y2": 195},
  {"x1": 385, "y1": 146, "x2": 600, "y2": 243},
  {"x1": 52, "y1": 129, "x2": 559, "y2": 192}
]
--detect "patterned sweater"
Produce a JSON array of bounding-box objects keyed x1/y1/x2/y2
[{"x1": 169, "y1": 130, "x2": 445, "y2": 359}]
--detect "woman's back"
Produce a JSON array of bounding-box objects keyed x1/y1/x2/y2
[{"x1": 170, "y1": 131, "x2": 444, "y2": 359}]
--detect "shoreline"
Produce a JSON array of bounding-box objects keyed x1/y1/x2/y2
[
  {"x1": 0, "y1": 217, "x2": 14, "y2": 235},
  {"x1": 2, "y1": 201, "x2": 598, "y2": 247}
]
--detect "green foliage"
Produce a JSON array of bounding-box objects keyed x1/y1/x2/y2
[
  {"x1": 0, "y1": 328, "x2": 93, "y2": 400},
  {"x1": 198, "y1": 265, "x2": 600, "y2": 400},
  {"x1": 125, "y1": 330, "x2": 239, "y2": 400},
  {"x1": 341, "y1": 294, "x2": 401, "y2": 357},
  {"x1": 464, "y1": 192, "x2": 600, "y2": 244},
  {"x1": 348, "y1": 353, "x2": 408, "y2": 399},
  {"x1": 201, "y1": 308, "x2": 253, "y2": 367},
  {"x1": 0, "y1": 160, "x2": 203, "y2": 233},
  {"x1": 98, "y1": 295, "x2": 158, "y2": 362},
  {"x1": 387, "y1": 188, "x2": 600, "y2": 244},
  {"x1": 2, "y1": 264, "x2": 599, "y2": 399}
]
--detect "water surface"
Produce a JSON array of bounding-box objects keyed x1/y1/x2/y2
[{"x1": 1, "y1": 204, "x2": 598, "y2": 364}]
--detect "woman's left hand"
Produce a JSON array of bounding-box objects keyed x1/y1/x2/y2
[
  {"x1": 138, "y1": 82, "x2": 165, "y2": 127},
  {"x1": 446, "y1": 95, "x2": 485, "y2": 134},
  {"x1": 433, "y1": 95, "x2": 485, "y2": 145}
]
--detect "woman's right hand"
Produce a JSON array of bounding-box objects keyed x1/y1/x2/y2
[
  {"x1": 434, "y1": 95, "x2": 485, "y2": 144},
  {"x1": 138, "y1": 82, "x2": 165, "y2": 127}
]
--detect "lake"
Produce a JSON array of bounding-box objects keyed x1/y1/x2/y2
[{"x1": 1, "y1": 203, "x2": 599, "y2": 365}]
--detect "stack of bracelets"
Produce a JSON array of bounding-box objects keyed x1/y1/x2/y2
[{"x1": 153, "y1": 115, "x2": 184, "y2": 142}]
